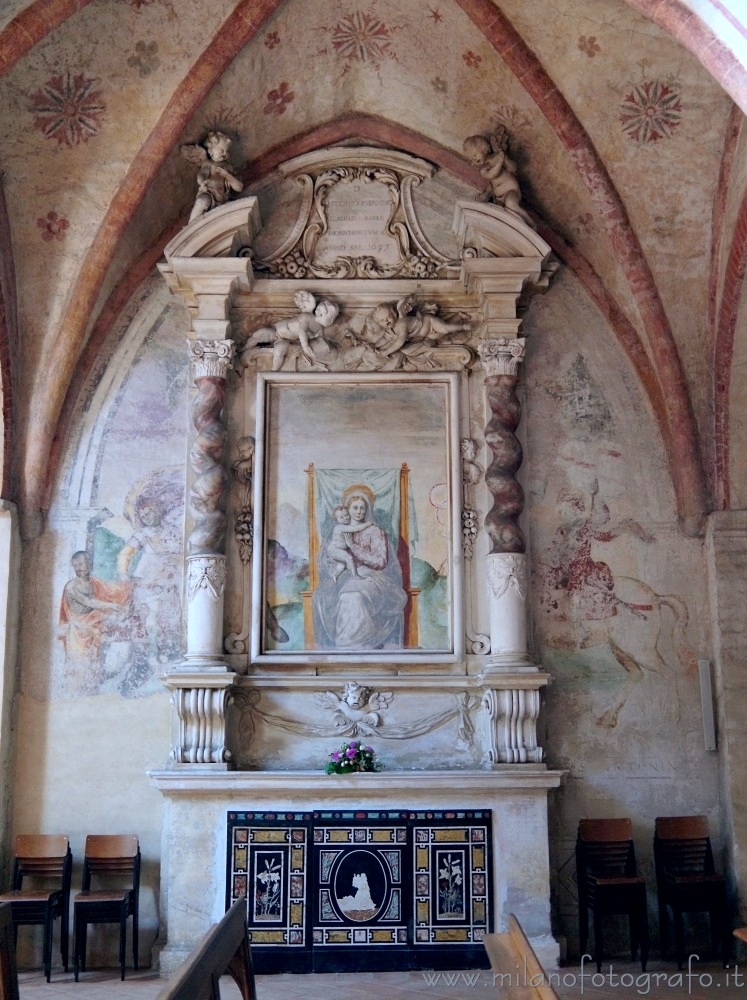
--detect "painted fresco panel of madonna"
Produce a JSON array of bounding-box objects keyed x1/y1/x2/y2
[{"x1": 252, "y1": 374, "x2": 462, "y2": 663}]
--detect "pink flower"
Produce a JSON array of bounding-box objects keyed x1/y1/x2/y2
[
  {"x1": 331, "y1": 750, "x2": 341, "y2": 762},
  {"x1": 37, "y1": 210, "x2": 69, "y2": 241},
  {"x1": 346, "y1": 748, "x2": 358, "y2": 759}
]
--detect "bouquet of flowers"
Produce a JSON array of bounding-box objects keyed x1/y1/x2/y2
[{"x1": 325, "y1": 740, "x2": 380, "y2": 774}]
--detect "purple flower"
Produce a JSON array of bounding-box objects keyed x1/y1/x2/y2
[
  {"x1": 331, "y1": 751, "x2": 340, "y2": 762},
  {"x1": 349, "y1": 741, "x2": 358, "y2": 749},
  {"x1": 346, "y1": 748, "x2": 358, "y2": 759},
  {"x1": 365, "y1": 746, "x2": 373, "y2": 752}
]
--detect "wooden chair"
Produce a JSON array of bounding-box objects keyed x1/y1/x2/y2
[
  {"x1": 73, "y1": 834, "x2": 140, "y2": 981},
  {"x1": 654, "y1": 815, "x2": 728, "y2": 967},
  {"x1": 576, "y1": 818, "x2": 649, "y2": 971},
  {"x1": 0, "y1": 834, "x2": 72, "y2": 982},
  {"x1": 0, "y1": 904, "x2": 19, "y2": 1000}
]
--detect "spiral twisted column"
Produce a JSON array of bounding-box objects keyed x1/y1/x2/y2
[
  {"x1": 165, "y1": 340, "x2": 236, "y2": 768},
  {"x1": 184, "y1": 340, "x2": 234, "y2": 670},
  {"x1": 478, "y1": 338, "x2": 530, "y2": 666}
]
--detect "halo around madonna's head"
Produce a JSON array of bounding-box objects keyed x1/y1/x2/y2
[{"x1": 341, "y1": 483, "x2": 375, "y2": 510}]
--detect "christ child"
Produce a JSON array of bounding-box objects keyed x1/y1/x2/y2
[{"x1": 328, "y1": 505, "x2": 371, "y2": 580}]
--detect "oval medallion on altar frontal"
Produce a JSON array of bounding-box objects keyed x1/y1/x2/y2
[{"x1": 332, "y1": 849, "x2": 388, "y2": 922}]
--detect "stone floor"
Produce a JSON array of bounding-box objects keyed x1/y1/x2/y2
[{"x1": 15, "y1": 959, "x2": 747, "y2": 1000}]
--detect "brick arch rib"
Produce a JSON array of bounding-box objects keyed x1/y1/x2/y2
[{"x1": 0, "y1": 179, "x2": 17, "y2": 500}]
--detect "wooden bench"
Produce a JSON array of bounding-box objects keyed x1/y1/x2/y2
[
  {"x1": 483, "y1": 915, "x2": 559, "y2": 1000},
  {"x1": 155, "y1": 897, "x2": 256, "y2": 1000}
]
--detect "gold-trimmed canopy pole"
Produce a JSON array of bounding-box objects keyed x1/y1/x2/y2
[
  {"x1": 398, "y1": 463, "x2": 420, "y2": 648},
  {"x1": 301, "y1": 463, "x2": 317, "y2": 647}
]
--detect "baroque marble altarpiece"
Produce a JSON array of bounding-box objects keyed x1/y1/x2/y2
[{"x1": 151, "y1": 145, "x2": 563, "y2": 975}]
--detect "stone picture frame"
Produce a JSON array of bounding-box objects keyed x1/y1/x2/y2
[{"x1": 251, "y1": 372, "x2": 463, "y2": 664}]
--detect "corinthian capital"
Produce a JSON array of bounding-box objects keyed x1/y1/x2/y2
[
  {"x1": 189, "y1": 339, "x2": 235, "y2": 380},
  {"x1": 478, "y1": 337, "x2": 526, "y2": 377}
]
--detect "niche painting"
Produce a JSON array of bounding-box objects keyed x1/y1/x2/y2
[{"x1": 251, "y1": 374, "x2": 461, "y2": 663}]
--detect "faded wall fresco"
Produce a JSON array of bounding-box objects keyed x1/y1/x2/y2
[
  {"x1": 522, "y1": 271, "x2": 718, "y2": 954},
  {"x1": 24, "y1": 280, "x2": 188, "y2": 703}
]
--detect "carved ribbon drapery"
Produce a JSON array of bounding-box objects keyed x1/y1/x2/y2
[{"x1": 478, "y1": 338, "x2": 526, "y2": 554}]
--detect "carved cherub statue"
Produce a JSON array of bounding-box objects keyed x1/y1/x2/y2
[
  {"x1": 379, "y1": 294, "x2": 471, "y2": 358},
  {"x1": 241, "y1": 290, "x2": 339, "y2": 372},
  {"x1": 181, "y1": 131, "x2": 244, "y2": 223},
  {"x1": 463, "y1": 126, "x2": 533, "y2": 226},
  {"x1": 315, "y1": 681, "x2": 393, "y2": 727}
]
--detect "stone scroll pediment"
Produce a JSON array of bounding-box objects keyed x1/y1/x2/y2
[{"x1": 232, "y1": 147, "x2": 466, "y2": 280}]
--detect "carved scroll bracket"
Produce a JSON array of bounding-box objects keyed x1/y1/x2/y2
[
  {"x1": 163, "y1": 671, "x2": 237, "y2": 767},
  {"x1": 482, "y1": 686, "x2": 544, "y2": 765}
]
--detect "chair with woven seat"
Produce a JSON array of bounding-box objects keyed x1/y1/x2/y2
[
  {"x1": 576, "y1": 818, "x2": 649, "y2": 972},
  {"x1": 654, "y1": 815, "x2": 728, "y2": 968},
  {"x1": 73, "y1": 834, "x2": 140, "y2": 981},
  {"x1": 0, "y1": 834, "x2": 72, "y2": 983}
]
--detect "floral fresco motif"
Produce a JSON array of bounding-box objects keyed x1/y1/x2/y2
[
  {"x1": 264, "y1": 31, "x2": 280, "y2": 49},
  {"x1": 263, "y1": 81, "x2": 295, "y2": 116},
  {"x1": 37, "y1": 211, "x2": 69, "y2": 241},
  {"x1": 318, "y1": 8, "x2": 404, "y2": 73},
  {"x1": 29, "y1": 72, "x2": 106, "y2": 146},
  {"x1": 578, "y1": 35, "x2": 600, "y2": 57},
  {"x1": 462, "y1": 50, "x2": 481, "y2": 68},
  {"x1": 127, "y1": 40, "x2": 161, "y2": 77},
  {"x1": 619, "y1": 79, "x2": 682, "y2": 142}
]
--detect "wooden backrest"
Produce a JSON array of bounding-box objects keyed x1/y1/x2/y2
[
  {"x1": 577, "y1": 819, "x2": 637, "y2": 878},
  {"x1": 655, "y1": 816, "x2": 709, "y2": 840},
  {"x1": 654, "y1": 816, "x2": 714, "y2": 875},
  {"x1": 579, "y1": 818, "x2": 633, "y2": 842},
  {"x1": 155, "y1": 897, "x2": 256, "y2": 1000},
  {"x1": 82, "y1": 835, "x2": 140, "y2": 891},
  {"x1": 12, "y1": 835, "x2": 71, "y2": 888},
  {"x1": 14, "y1": 835, "x2": 68, "y2": 860}
]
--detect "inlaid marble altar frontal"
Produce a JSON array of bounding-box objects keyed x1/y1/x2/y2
[{"x1": 227, "y1": 810, "x2": 492, "y2": 973}]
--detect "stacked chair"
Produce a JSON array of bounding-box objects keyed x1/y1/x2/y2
[
  {"x1": 577, "y1": 815, "x2": 729, "y2": 968},
  {"x1": 654, "y1": 815, "x2": 728, "y2": 968},
  {"x1": 73, "y1": 834, "x2": 141, "y2": 981},
  {"x1": 576, "y1": 818, "x2": 649, "y2": 971},
  {"x1": 0, "y1": 834, "x2": 72, "y2": 982}
]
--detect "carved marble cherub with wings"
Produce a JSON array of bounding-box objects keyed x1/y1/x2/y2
[
  {"x1": 315, "y1": 681, "x2": 393, "y2": 728},
  {"x1": 181, "y1": 131, "x2": 243, "y2": 223}
]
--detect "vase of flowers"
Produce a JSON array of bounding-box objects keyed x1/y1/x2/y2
[{"x1": 325, "y1": 740, "x2": 380, "y2": 774}]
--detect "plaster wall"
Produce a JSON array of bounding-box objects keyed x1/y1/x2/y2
[{"x1": 523, "y1": 271, "x2": 720, "y2": 954}]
